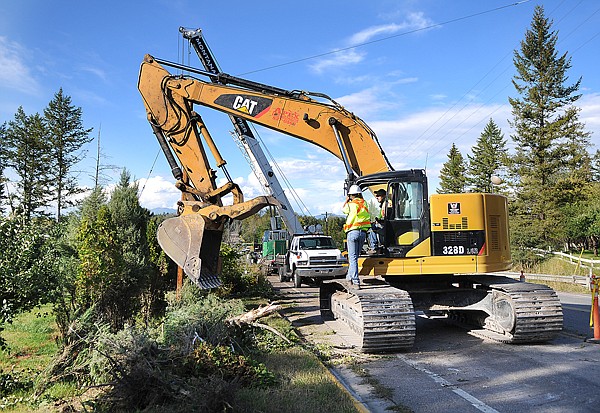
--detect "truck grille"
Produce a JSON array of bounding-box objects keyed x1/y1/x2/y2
[{"x1": 309, "y1": 256, "x2": 338, "y2": 265}]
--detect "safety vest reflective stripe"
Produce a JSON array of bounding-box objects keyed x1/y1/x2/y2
[
  {"x1": 343, "y1": 198, "x2": 371, "y2": 232},
  {"x1": 343, "y1": 221, "x2": 371, "y2": 231}
]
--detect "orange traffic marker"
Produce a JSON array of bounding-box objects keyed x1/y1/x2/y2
[{"x1": 587, "y1": 275, "x2": 600, "y2": 344}]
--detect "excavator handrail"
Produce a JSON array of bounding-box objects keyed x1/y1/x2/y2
[{"x1": 152, "y1": 56, "x2": 300, "y2": 99}]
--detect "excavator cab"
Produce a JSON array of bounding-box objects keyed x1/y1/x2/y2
[{"x1": 356, "y1": 170, "x2": 430, "y2": 258}]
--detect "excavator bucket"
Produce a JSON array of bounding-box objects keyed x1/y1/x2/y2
[
  {"x1": 157, "y1": 214, "x2": 222, "y2": 289},
  {"x1": 157, "y1": 195, "x2": 281, "y2": 289}
]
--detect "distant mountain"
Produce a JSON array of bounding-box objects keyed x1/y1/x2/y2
[
  {"x1": 314, "y1": 213, "x2": 344, "y2": 220},
  {"x1": 150, "y1": 207, "x2": 177, "y2": 215}
]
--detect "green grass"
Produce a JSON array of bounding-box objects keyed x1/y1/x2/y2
[
  {"x1": 516, "y1": 256, "x2": 592, "y2": 294},
  {"x1": 234, "y1": 347, "x2": 360, "y2": 413},
  {"x1": 565, "y1": 250, "x2": 600, "y2": 261},
  {"x1": 1, "y1": 304, "x2": 58, "y2": 371},
  {"x1": 0, "y1": 304, "x2": 63, "y2": 412}
]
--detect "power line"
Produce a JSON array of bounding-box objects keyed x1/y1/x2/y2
[
  {"x1": 404, "y1": 1, "x2": 600, "y2": 165},
  {"x1": 237, "y1": 1, "x2": 531, "y2": 77}
]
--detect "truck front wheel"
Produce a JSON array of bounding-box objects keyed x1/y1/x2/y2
[{"x1": 293, "y1": 269, "x2": 302, "y2": 288}]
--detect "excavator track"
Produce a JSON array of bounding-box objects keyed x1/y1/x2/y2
[
  {"x1": 328, "y1": 282, "x2": 416, "y2": 352},
  {"x1": 452, "y1": 276, "x2": 563, "y2": 343}
]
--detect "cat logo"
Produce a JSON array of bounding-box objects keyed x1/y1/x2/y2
[
  {"x1": 214, "y1": 94, "x2": 272, "y2": 118},
  {"x1": 232, "y1": 96, "x2": 258, "y2": 114},
  {"x1": 448, "y1": 202, "x2": 461, "y2": 215}
]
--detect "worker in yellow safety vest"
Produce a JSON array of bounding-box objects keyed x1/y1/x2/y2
[{"x1": 342, "y1": 184, "x2": 371, "y2": 288}]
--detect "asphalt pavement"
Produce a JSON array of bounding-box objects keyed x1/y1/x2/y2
[{"x1": 270, "y1": 276, "x2": 600, "y2": 413}]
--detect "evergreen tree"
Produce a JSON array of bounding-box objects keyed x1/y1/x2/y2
[
  {"x1": 0, "y1": 122, "x2": 6, "y2": 213},
  {"x1": 80, "y1": 186, "x2": 107, "y2": 222},
  {"x1": 438, "y1": 143, "x2": 467, "y2": 194},
  {"x1": 508, "y1": 5, "x2": 591, "y2": 247},
  {"x1": 591, "y1": 150, "x2": 600, "y2": 182},
  {"x1": 144, "y1": 215, "x2": 171, "y2": 321},
  {"x1": 76, "y1": 204, "x2": 128, "y2": 330},
  {"x1": 44, "y1": 88, "x2": 93, "y2": 221},
  {"x1": 106, "y1": 169, "x2": 153, "y2": 325},
  {"x1": 54, "y1": 187, "x2": 107, "y2": 338},
  {"x1": 467, "y1": 119, "x2": 508, "y2": 193},
  {"x1": 4, "y1": 107, "x2": 52, "y2": 219},
  {"x1": 0, "y1": 167, "x2": 5, "y2": 215}
]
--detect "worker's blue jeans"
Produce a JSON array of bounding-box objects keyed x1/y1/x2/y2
[
  {"x1": 346, "y1": 229, "x2": 366, "y2": 285},
  {"x1": 368, "y1": 229, "x2": 378, "y2": 250}
]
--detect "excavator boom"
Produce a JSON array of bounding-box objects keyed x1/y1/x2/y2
[{"x1": 138, "y1": 55, "x2": 393, "y2": 183}]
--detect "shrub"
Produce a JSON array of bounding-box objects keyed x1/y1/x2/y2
[{"x1": 218, "y1": 243, "x2": 273, "y2": 299}]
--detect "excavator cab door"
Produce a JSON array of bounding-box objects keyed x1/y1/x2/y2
[
  {"x1": 357, "y1": 170, "x2": 431, "y2": 258},
  {"x1": 382, "y1": 179, "x2": 430, "y2": 257}
]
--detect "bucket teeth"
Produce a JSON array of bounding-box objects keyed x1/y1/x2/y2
[{"x1": 196, "y1": 270, "x2": 222, "y2": 289}]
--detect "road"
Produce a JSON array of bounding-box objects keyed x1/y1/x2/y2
[{"x1": 269, "y1": 275, "x2": 600, "y2": 413}]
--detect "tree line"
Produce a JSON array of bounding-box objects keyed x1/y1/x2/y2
[
  {"x1": 437, "y1": 6, "x2": 600, "y2": 261},
  {"x1": 2, "y1": 5, "x2": 599, "y2": 344},
  {"x1": 0, "y1": 88, "x2": 177, "y2": 349}
]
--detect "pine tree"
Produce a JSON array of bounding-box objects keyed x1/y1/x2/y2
[
  {"x1": 467, "y1": 119, "x2": 508, "y2": 193},
  {"x1": 0, "y1": 122, "x2": 6, "y2": 213},
  {"x1": 591, "y1": 150, "x2": 600, "y2": 182},
  {"x1": 76, "y1": 205, "x2": 128, "y2": 330},
  {"x1": 106, "y1": 169, "x2": 152, "y2": 325},
  {"x1": 0, "y1": 168, "x2": 5, "y2": 215},
  {"x1": 53, "y1": 187, "x2": 107, "y2": 338},
  {"x1": 4, "y1": 107, "x2": 52, "y2": 219},
  {"x1": 44, "y1": 88, "x2": 93, "y2": 221},
  {"x1": 80, "y1": 186, "x2": 107, "y2": 222},
  {"x1": 508, "y1": 5, "x2": 591, "y2": 247},
  {"x1": 438, "y1": 143, "x2": 467, "y2": 194}
]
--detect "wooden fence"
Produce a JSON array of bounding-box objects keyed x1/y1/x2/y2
[
  {"x1": 494, "y1": 271, "x2": 592, "y2": 289},
  {"x1": 493, "y1": 248, "x2": 600, "y2": 290}
]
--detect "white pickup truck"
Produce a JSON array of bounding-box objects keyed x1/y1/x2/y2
[{"x1": 276, "y1": 234, "x2": 347, "y2": 288}]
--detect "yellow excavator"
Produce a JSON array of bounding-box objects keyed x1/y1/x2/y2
[{"x1": 137, "y1": 34, "x2": 563, "y2": 351}]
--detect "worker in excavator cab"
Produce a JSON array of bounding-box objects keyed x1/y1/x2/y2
[
  {"x1": 342, "y1": 184, "x2": 371, "y2": 288},
  {"x1": 367, "y1": 188, "x2": 387, "y2": 255}
]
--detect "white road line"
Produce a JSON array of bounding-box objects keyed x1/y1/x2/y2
[{"x1": 397, "y1": 355, "x2": 500, "y2": 413}]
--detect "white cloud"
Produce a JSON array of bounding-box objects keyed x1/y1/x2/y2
[
  {"x1": 310, "y1": 48, "x2": 366, "y2": 74},
  {"x1": 580, "y1": 93, "x2": 600, "y2": 148},
  {"x1": 136, "y1": 175, "x2": 181, "y2": 210},
  {"x1": 0, "y1": 37, "x2": 40, "y2": 95},
  {"x1": 336, "y1": 87, "x2": 387, "y2": 117},
  {"x1": 309, "y1": 11, "x2": 435, "y2": 74},
  {"x1": 348, "y1": 12, "x2": 435, "y2": 45},
  {"x1": 80, "y1": 66, "x2": 109, "y2": 83}
]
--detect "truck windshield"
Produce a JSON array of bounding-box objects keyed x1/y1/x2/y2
[{"x1": 299, "y1": 237, "x2": 335, "y2": 249}]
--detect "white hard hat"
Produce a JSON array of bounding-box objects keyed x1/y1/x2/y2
[{"x1": 348, "y1": 184, "x2": 362, "y2": 195}]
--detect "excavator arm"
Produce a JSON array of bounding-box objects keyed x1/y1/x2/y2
[{"x1": 138, "y1": 57, "x2": 281, "y2": 289}]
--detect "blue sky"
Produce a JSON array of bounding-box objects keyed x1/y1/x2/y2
[{"x1": 1, "y1": 0, "x2": 599, "y2": 216}]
